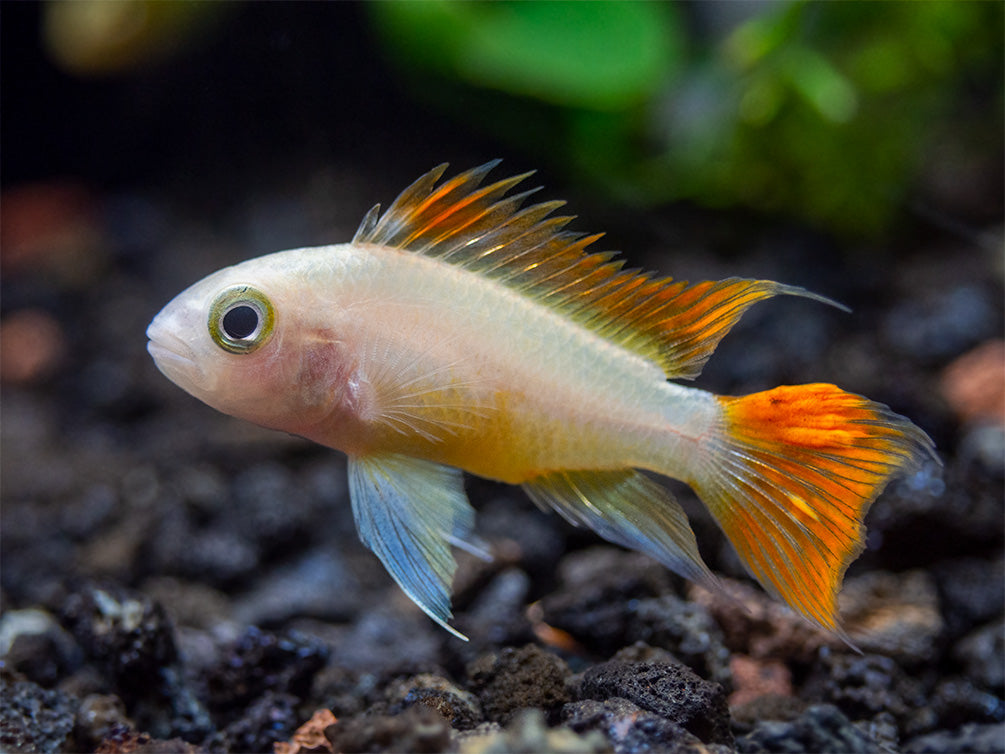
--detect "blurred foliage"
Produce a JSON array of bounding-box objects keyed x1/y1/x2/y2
[{"x1": 369, "y1": 1, "x2": 1003, "y2": 235}]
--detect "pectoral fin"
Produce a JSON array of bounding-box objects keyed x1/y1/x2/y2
[
  {"x1": 523, "y1": 469, "x2": 718, "y2": 591},
  {"x1": 348, "y1": 454, "x2": 487, "y2": 640}
]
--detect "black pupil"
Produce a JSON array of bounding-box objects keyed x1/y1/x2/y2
[{"x1": 222, "y1": 305, "x2": 259, "y2": 339}]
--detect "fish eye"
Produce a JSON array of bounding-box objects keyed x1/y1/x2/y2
[{"x1": 208, "y1": 285, "x2": 275, "y2": 354}]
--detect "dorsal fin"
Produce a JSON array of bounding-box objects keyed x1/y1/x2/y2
[{"x1": 353, "y1": 162, "x2": 842, "y2": 379}]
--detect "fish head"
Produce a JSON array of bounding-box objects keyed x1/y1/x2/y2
[{"x1": 146, "y1": 251, "x2": 351, "y2": 434}]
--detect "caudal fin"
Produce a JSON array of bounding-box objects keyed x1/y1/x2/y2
[{"x1": 693, "y1": 384, "x2": 937, "y2": 633}]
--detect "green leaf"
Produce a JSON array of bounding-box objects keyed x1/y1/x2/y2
[{"x1": 371, "y1": 1, "x2": 685, "y2": 111}]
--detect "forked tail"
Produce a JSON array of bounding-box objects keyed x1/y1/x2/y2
[{"x1": 692, "y1": 384, "x2": 937, "y2": 633}]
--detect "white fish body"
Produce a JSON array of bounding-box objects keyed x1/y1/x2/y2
[{"x1": 148, "y1": 163, "x2": 935, "y2": 639}]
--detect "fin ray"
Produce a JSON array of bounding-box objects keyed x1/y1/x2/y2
[
  {"x1": 355, "y1": 162, "x2": 843, "y2": 379},
  {"x1": 348, "y1": 454, "x2": 482, "y2": 639},
  {"x1": 523, "y1": 469, "x2": 718, "y2": 590},
  {"x1": 358, "y1": 324, "x2": 495, "y2": 445},
  {"x1": 693, "y1": 384, "x2": 938, "y2": 632}
]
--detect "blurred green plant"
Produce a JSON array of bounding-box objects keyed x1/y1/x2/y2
[{"x1": 369, "y1": 0, "x2": 1002, "y2": 235}]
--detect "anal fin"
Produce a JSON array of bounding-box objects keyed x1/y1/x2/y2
[
  {"x1": 523, "y1": 469, "x2": 718, "y2": 591},
  {"x1": 348, "y1": 454, "x2": 488, "y2": 640}
]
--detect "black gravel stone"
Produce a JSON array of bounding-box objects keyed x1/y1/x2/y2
[
  {"x1": 60, "y1": 585, "x2": 178, "y2": 694},
  {"x1": 955, "y1": 619, "x2": 1005, "y2": 692},
  {"x1": 467, "y1": 644, "x2": 572, "y2": 724},
  {"x1": 202, "y1": 626, "x2": 329, "y2": 720},
  {"x1": 0, "y1": 670, "x2": 77, "y2": 754},
  {"x1": 326, "y1": 705, "x2": 451, "y2": 754},
  {"x1": 385, "y1": 674, "x2": 483, "y2": 731},
  {"x1": 211, "y1": 690, "x2": 299, "y2": 754},
  {"x1": 538, "y1": 548, "x2": 679, "y2": 655},
  {"x1": 933, "y1": 557, "x2": 1005, "y2": 640},
  {"x1": 1, "y1": 611, "x2": 82, "y2": 688},
  {"x1": 578, "y1": 660, "x2": 732, "y2": 746},
  {"x1": 903, "y1": 722, "x2": 1005, "y2": 753},
  {"x1": 802, "y1": 652, "x2": 926, "y2": 727},
  {"x1": 626, "y1": 595, "x2": 732, "y2": 688},
  {"x1": 737, "y1": 704, "x2": 882, "y2": 754},
  {"x1": 564, "y1": 696, "x2": 714, "y2": 754}
]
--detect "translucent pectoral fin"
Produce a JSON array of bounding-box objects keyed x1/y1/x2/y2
[
  {"x1": 348, "y1": 454, "x2": 484, "y2": 640},
  {"x1": 522, "y1": 469, "x2": 718, "y2": 591}
]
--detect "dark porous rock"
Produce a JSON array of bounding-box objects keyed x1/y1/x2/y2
[
  {"x1": 564, "y1": 696, "x2": 731, "y2": 754},
  {"x1": 626, "y1": 596, "x2": 732, "y2": 688},
  {"x1": 737, "y1": 704, "x2": 882, "y2": 754},
  {"x1": 802, "y1": 652, "x2": 926, "y2": 728},
  {"x1": 459, "y1": 708, "x2": 609, "y2": 754},
  {"x1": 228, "y1": 462, "x2": 335, "y2": 556},
  {"x1": 730, "y1": 694, "x2": 807, "y2": 731},
  {"x1": 474, "y1": 497, "x2": 568, "y2": 577},
  {"x1": 857, "y1": 711, "x2": 900, "y2": 753},
  {"x1": 866, "y1": 458, "x2": 1003, "y2": 572},
  {"x1": 327, "y1": 604, "x2": 443, "y2": 673},
  {"x1": 326, "y1": 705, "x2": 451, "y2": 754},
  {"x1": 840, "y1": 570, "x2": 943, "y2": 664},
  {"x1": 141, "y1": 578, "x2": 232, "y2": 631},
  {"x1": 93, "y1": 728, "x2": 204, "y2": 753},
  {"x1": 687, "y1": 579, "x2": 839, "y2": 662},
  {"x1": 955, "y1": 618, "x2": 1005, "y2": 692},
  {"x1": 203, "y1": 626, "x2": 328, "y2": 721},
  {"x1": 386, "y1": 673, "x2": 483, "y2": 731},
  {"x1": 60, "y1": 586, "x2": 213, "y2": 741},
  {"x1": 467, "y1": 644, "x2": 572, "y2": 724},
  {"x1": 0, "y1": 608, "x2": 83, "y2": 688},
  {"x1": 727, "y1": 655, "x2": 793, "y2": 708},
  {"x1": 0, "y1": 669, "x2": 77, "y2": 754},
  {"x1": 232, "y1": 549, "x2": 363, "y2": 626},
  {"x1": 150, "y1": 506, "x2": 260, "y2": 586},
  {"x1": 75, "y1": 693, "x2": 133, "y2": 748},
  {"x1": 212, "y1": 690, "x2": 299, "y2": 754},
  {"x1": 903, "y1": 722, "x2": 1005, "y2": 753},
  {"x1": 537, "y1": 548, "x2": 677, "y2": 656},
  {"x1": 607, "y1": 641, "x2": 681, "y2": 666},
  {"x1": 927, "y1": 679, "x2": 1004, "y2": 731},
  {"x1": 310, "y1": 665, "x2": 382, "y2": 719},
  {"x1": 455, "y1": 567, "x2": 536, "y2": 652},
  {"x1": 578, "y1": 660, "x2": 732, "y2": 746},
  {"x1": 933, "y1": 557, "x2": 1005, "y2": 640},
  {"x1": 61, "y1": 585, "x2": 178, "y2": 693}
]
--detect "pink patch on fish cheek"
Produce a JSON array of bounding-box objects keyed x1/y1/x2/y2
[{"x1": 295, "y1": 337, "x2": 357, "y2": 423}]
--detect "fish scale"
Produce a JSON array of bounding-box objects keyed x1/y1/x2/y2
[{"x1": 148, "y1": 162, "x2": 937, "y2": 640}]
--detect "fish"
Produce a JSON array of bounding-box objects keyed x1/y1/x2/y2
[{"x1": 146, "y1": 161, "x2": 937, "y2": 640}]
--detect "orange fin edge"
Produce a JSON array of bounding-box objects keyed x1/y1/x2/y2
[
  {"x1": 353, "y1": 163, "x2": 844, "y2": 379},
  {"x1": 694, "y1": 384, "x2": 937, "y2": 633}
]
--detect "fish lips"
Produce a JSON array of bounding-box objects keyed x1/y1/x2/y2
[{"x1": 146, "y1": 316, "x2": 207, "y2": 388}]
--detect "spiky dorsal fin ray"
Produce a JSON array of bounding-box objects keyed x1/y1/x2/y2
[{"x1": 353, "y1": 162, "x2": 843, "y2": 380}]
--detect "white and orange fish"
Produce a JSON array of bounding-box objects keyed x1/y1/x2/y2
[{"x1": 147, "y1": 162, "x2": 935, "y2": 639}]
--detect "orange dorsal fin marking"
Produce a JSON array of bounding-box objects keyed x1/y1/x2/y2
[
  {"x1": 695, "y1": 384, "x2": 938, "y2": 632},
  {"x1": 354, "y1": 163, "x2": 842, "y2": 379}
]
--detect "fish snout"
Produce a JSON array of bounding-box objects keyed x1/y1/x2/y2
[{"x1": 146, "y1": 313, "x2": 205, "y2": 386}]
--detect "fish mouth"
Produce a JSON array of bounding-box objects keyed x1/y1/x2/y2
[{"x1": 146, "y1": 321, "x2": 204, "y2": 384}]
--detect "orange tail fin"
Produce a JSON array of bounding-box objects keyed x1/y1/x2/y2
[{"x1": 694, "y1": 384, "x2": 937, "y2": 633}]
